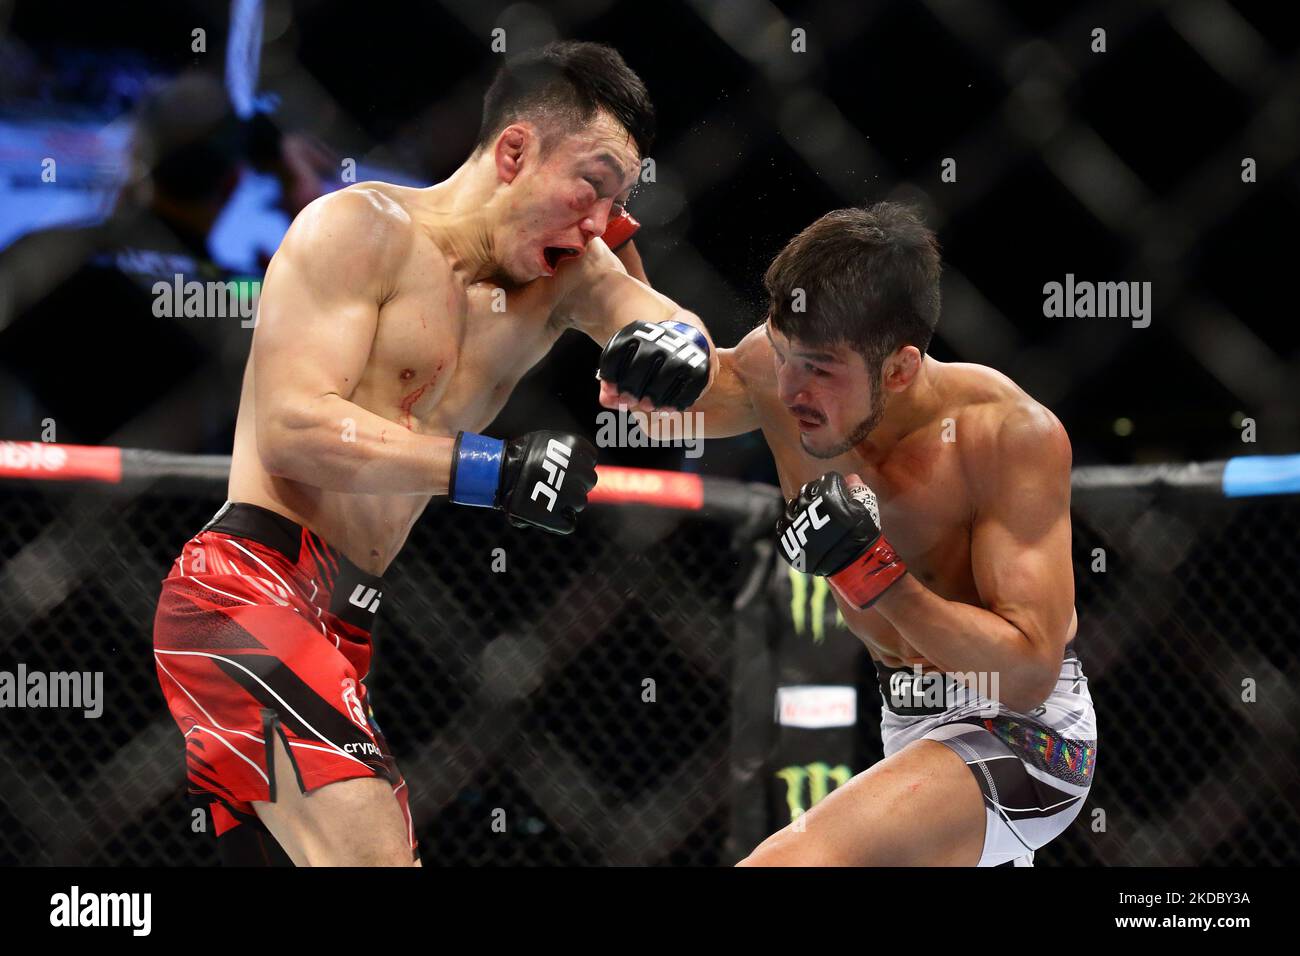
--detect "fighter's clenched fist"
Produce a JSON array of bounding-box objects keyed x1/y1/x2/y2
[
  {"x1": 450, "y1": 430, "x2": 598, "y2": 535},
  {"x1": 598, "y1": 319, "x2": 712, "y2": 411},
  {"x1": 775, "y1": 471, "x2": 907, "y2": 609}
]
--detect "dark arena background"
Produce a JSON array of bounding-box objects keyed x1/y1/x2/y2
[{"x1": 1, "y1": 0, "x2": 1298, "y2": 875}]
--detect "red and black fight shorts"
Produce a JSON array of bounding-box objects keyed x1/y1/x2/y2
[{"x1": 153, "y1": 501, "x2": 416, "y2": 863}]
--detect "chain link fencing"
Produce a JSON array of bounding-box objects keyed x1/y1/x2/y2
[
  {"x1": 743, "y1": 477, "x2": 1300, "y2": 867},
  {"x1": 0, "y1": 476, "x2": 752, "y2": 865},
  {"x1": 1, "y1": 459, "x2": 1295, "y2": 865}
]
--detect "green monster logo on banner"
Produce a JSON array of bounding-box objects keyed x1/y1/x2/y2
[
  {"x1": 775, "y1": 762, "x2": 853, "y2": 821},
  {"x1": 788, "y1": 567, "x2": 846, "y2": 643}
]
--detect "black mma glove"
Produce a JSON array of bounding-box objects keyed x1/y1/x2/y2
[
  {"x1": 598, "y1": 319, "x2": 711, "y2": 411},
  {"x1": 776, "y1": 471, "x2": 907, "y2": 609},
  {"x1": 449, "y1": 430, "x2": 598, "y2": 535}
]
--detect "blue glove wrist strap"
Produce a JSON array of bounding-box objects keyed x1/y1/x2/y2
[
  {"x1": 450, "y1": 432, "x2": 504, "y2": 508},
  {"x1": 661, "y1": 320, "x2": 710, "y2": 358}
]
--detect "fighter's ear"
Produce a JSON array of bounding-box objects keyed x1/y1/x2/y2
[
  {"x1": 494, "y1": 124, "x2": 531, "y2": 184},
  {"x1": 881, "y1": 345, "x2": 923, "y2": 392}
]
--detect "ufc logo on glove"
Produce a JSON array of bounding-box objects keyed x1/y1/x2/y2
[
  {"x1": 775, "y1": 474, "x2": 908, "y2": 609},
  {"x1": 632, "y1": 321, "x2": 709, "y2": 369},
  {"x1": 529, "y1": 439, "x2": 572, "y2": 512},
  {"x1": 780, "y1": 495, "x2": 830, "y2": 565},
  {"x1": 450, "y1": 429, "x2": 596, "y2": 535}
]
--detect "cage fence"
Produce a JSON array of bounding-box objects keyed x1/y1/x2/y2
[{"x1": 0, "y1": 450, "x2": 1296, "y2": 865}]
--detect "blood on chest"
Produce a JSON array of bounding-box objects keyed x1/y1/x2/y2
[{"x1": 394, "y1": 359, "x2": 450, "y2": 430}]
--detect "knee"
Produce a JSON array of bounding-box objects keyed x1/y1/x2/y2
[
  {"x1": 736, "y1": 833, "x2": 842, "y2": 867},
  {"x1": 305, "y1": 831, "x2": 413, "y2": 867},
  {"x1": 284, "y1": 787, "x2": 415, "y2": 867},
  {"x1": 343, "y1": 844, "x2": 414, "y2": 867}
]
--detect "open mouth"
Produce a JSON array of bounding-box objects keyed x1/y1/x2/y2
[
  {"x1": 789, "y1": 408, "x2": 823, "y2": 431},
  {"x1": 543, "y1": 246, "x2": 583, "y2": 271}
]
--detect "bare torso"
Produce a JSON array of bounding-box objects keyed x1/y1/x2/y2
[
  {"x1": 228, "y1": 182, "x2": 575, "y2": 572},
  {"x1": 735, "y1": 334, "x2": 1078, "y2": 668}
]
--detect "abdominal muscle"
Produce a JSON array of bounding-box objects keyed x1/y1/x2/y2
[
  {"x1": 225, "y1": 407, "x2": 432, "y2": 577},
  {"x1": 232, "y1": 473, "x2": 431, "y2": 576},
  {"x1": 224, "y1": 352, "x2": 515, "y2": 576},
  {"x1": 832, "y1": 595, "x2": 929, "y2": 669}
]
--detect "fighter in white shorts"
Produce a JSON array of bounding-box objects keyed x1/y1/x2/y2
[{"x1": 654, "y1": 203, "x2": 1098, "y2": 865}]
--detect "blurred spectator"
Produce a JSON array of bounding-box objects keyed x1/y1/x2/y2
[
  {"x1": 0, "y1": 69, "x2": 338, "y2": 455},
  {"x1": 1, "y1": 70, "x2": 252, "y2": 452}
]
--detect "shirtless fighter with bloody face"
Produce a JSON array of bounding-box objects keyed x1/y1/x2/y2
[
  {"x1": 678, "y1": 204, "x2": 1098, "y2": 866},
  {"x1": 153, "y1": 42, "x2": 716, "y2": 866}
]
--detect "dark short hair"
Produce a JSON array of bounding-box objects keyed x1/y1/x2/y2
[
  {"x1": 475, "y1": 41, "x2": 654, "y2": 157},
  {"x1": 765, "y1": 203, "x2": 942, "y2": 374},
  {"x1": 131, "y1": 71, "x2": 244, "y2": 202}
]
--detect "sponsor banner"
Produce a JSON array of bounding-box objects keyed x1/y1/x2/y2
[
  {"x1": 589, "y1": 465, "x2": 704, "y2": 510},
  {"x1": 775, "y1": 685, "x2": 857, "y2": 729},
  {"x1": 0, "y1": 442, "x2": 122, "y2": 483}
]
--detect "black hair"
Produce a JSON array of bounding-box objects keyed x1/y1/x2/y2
[
  {"x1": 765, "y1": 202, "x2": 942, "y2": 373},
  {"x1": 476, "y1": 41, "x2": 654, "y2": 157}
]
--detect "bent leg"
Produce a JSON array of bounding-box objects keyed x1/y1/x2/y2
[
  {"x1": 253, "y1": 730, "x2": 414, "y2": 867},
  {"x1": 738, "y1": 738, "x2": 985, "y2": 866}
]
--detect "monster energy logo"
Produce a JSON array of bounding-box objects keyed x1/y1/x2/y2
[
  {"x1": 788, "y1": 566, "x2": 845, "y2": 643},
  {"x1": 776, "y1": 762, "x2": 852, "y2": 822}
]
